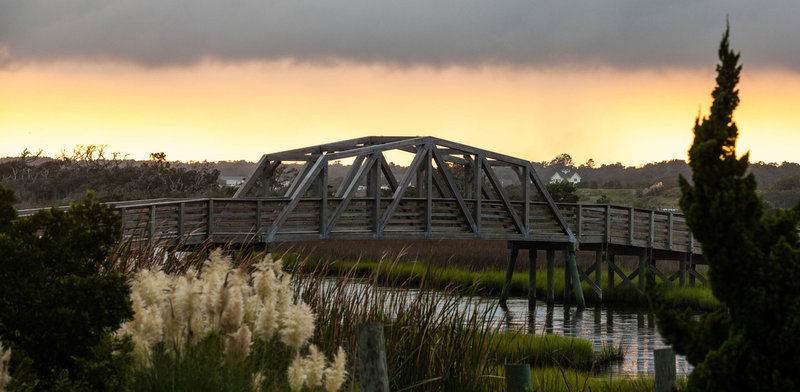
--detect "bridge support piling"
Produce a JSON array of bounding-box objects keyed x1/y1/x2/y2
[
  {"x1": 499, "y1": 242, "x2": 519, "y2": 308},
  {"x1": 563, "y1": 250, "x2": 572, "y2": 304},
  {"x1": 638, "y1": 252, "x2": 648, "y2": 292},
  {"x1": 528, "y1": 249, "x2": 537, "y2": 307},
  {"x1": 546, "y1": 249, "x2": 555, "y2": 305},
  {"x1": 607, "y1": 252, "x2": 615, "y2": 290},
  {"x1": 679, "y1": 254, "x2": 688, "y2": 287},
  {"x1": 595, "y1": 250, "x2": 603, "y2": 303},
  {"x1": 566, "y1": 245, "x2": 586, "y2": 309}
]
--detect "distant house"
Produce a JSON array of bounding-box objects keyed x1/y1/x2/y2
[
  {"x1": 549, "y1": 169, "x2": 581, "y2": 185},
  {"x1": 220, "y1": 176, "x2": 246, "y2": 187}
]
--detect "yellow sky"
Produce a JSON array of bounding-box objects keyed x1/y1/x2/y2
[{"x1": 1, "y1": 61, "x2": 798, "y2": 166}]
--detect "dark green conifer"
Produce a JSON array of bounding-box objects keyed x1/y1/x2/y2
[{"x1": 651, "y1": 23, "x2": 800, "y2": 391}]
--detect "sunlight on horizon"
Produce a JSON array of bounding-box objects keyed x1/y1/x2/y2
[{"x1": 2, "y1": 61, "x2": 799, "y2": 166}]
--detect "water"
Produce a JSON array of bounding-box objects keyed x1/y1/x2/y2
[
  {"x1": 320, "y1": 278, "x2": 692, "y2": 378},
  {"x1": 496, "y1": 298, "x2": 693, "y2": 378}
]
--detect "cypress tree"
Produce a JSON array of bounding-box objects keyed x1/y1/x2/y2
[{"x1": 651, "y1": 23, "x2": 800, "y2": 391}]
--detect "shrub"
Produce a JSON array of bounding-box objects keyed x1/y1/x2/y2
[{"x1": 0, "y1": 187, "x2": 133, "y2": 391}]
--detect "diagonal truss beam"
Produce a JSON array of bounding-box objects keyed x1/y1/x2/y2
[
  {"x1": 480, "y1": 156, "x2": 526, "y2": 236},
  {"x1": 267, "y1": 155, "x2": 327, "y2": 241},
  {"x1": 377, "y1": 145, "x2": 429, "y2": 235},
  {"x1": 325, "y1": 154, "x2": 378, "y2": 236},
  {"x1": 431, "y1": 147, "x2": 477, "y2": 233}
]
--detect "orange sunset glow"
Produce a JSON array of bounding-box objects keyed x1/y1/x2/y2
[
  {"x1": 2, "y1": 2, "x2": 799, "y2": 166},
  {"x1": 3, "y1": 61, "x2": 799, "y2": 166}
]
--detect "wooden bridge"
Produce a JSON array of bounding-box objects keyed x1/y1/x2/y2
[{"x1": 18, "y1": 136, "x2": 705, "y2": 308}]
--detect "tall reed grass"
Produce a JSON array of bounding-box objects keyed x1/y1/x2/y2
[{"x1": 113, "y1": 245, "x2": 626, "y2": 391}]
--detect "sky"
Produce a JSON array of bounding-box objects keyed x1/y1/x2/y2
[{"x1": 1, "y1": 1, "x2": 799, "y2": 166}]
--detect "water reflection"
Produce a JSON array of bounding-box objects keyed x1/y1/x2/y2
[
  {"x1": 498, "y1": 298, "x2": 693, "y2": 377},
  {"x1": 321, "y1": 278, "x2": 691, "y2": 377}
]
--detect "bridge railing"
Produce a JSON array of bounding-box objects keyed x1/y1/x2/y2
[{"x1": 18, "y1": 198, "x2": 692, "y2": 254}]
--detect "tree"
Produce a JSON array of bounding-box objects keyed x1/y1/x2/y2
[
  {"x1": 0, "y1": 188, "x2": 134, "y2": 391},
  {"x1": 547, "y1": 153, "x2": 573, "y2": 168},
  {"x1": 545, "y1": 181, "x2": 579, "y2": 203},
  {"x1": 650, "y1": 24, "x2": 800, "y2": 391}
]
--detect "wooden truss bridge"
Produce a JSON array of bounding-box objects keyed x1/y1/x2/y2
[{"x1": 18, "y1": 136, "x2": 705, "y2": 308}]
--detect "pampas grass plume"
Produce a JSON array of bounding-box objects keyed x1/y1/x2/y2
[
  {"x1": 324, "y1": 346, "x2": 348, "y2": 392},
  {"x1": 280, "y1": 302, "x2": 315, "y2": 352},
  {"x1": 287, "y1": 355, "x2": 307, "y2": 392}
]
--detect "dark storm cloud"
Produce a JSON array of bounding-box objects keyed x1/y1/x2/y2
[{"x1": 1, "y1": 0, "x2": 798, "y2": 71}]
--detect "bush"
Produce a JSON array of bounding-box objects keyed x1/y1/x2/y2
[{"x1": 0, "y1": 187, "x2": 133, "y2": 391}]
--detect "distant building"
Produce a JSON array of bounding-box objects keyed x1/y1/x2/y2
[
  {"x1": 220, "y1": 176, "x2": 246, "y2": 187},
  {"x1": 549, "y1": 169, "x2": 581, "y2": 185}
]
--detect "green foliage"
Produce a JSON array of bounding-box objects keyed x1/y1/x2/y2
[
  {"x1": 651, "y1": 24, "x2": 800, "y2": 391},
  {"x1": 595, "y1": 194, "x2": 611, "y2": 204},
  {"x1": 129, "y1": 334, "x2": 293, "y2": 392},
  {"x1": 545, "y1": 181, "x2": 580, "y2": 203},
  {"x1": 0, "y1": 187, "x2": 133, "y2": 391}
]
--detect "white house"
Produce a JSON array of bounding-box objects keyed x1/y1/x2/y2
[
  {"x1": 549, "y1": 169, "x2": 581, "y2": 185},
  {"x1": 220, "y1": 176, "x2": 246, "y2": 187}
]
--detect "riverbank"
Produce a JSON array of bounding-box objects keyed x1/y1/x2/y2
[{"x1": 283, "y1": 254, "x2": 722, "y2": 312}]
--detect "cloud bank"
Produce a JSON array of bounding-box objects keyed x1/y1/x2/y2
[{"x1": 1, "y1": 0, "x2": 799, "y2": 71}]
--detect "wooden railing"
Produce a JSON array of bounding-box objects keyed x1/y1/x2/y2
[{"x1": 17, "y1": 198, "x2": 699, "y2": 255}]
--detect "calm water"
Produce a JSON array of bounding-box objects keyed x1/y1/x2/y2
[
  {"x1": 495, "y1": 298, "x2": 692, "y2": 378},
  {"x1": 324, "y1": 278, "x2": 692, "y2": 378}
]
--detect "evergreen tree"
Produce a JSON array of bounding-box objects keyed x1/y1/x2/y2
[{"x1": 650, "y1": 24, "x2": 800, "y2": 391}]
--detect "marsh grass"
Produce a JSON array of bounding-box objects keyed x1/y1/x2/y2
[
  {"x1": 528, "y1": 367, "x2": 688, "y2": 392},
  {"x1": 285, "y1": 255, "x2": 722, "y2": 311}
]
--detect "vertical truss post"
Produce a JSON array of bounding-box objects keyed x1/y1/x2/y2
[
  {"x1": 369, "y1": 153, "x2": 381, "y2": 232},
  {"x1": 320, "y1": 162, "x2": 328, "y2": 236},
  {"x1": 425, "y1": 147, "x2": 433, "y2": 237},
  {"x1": 474, "y1": 154, "x2": 483, "y2": 236}
]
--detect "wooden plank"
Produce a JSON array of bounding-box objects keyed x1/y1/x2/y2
[{"x1": 546, "y1": 249, "x2": 555, "y2": 305}]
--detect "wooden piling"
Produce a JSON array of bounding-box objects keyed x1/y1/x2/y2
[
  {"x1": 528, "y1": 249, "x2": 537, "y2": 306},
  {"x1": 504, "y1": 364, "x2": 532, "y2": 392},
  {"x1": 563, "y1": 249, "x2": 572, "y2": 303},
  {"x1": 654, "y1": 348, "x2": 677, "y2": 392},
  {"x1": 595, "y1": 250, "x2": 603, "y2": 302},
  {"x1": 356, "y1": 323, "x2": 390, "y2": 392},
  {"x1": 546, "y1": 249, "x2": 555, "y2": 305},
  {"x1": 679, "y1": 253, "x2": 688, "y2": 287},
  {"x1": 566, "y1": 246, "x2": 586, "y2": 309},
  {"x1": 638, "y1": 252, "x2": 648, "y2": 292},
  {"x1": 499, "y1": 242, "x2": 519, "y2": 307}
]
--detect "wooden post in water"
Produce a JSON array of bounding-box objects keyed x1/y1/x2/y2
[
  {"x1": 528, "y1": 249, "x2": 537, "y2": 307},
  {"x1": 679, "y1": 253, "x2": 688, "y2": 287},
  {"x1": 356, "y1": 323, "x2": 390, "y2": 392},
  {"x1": 654, "y1": 348, "x2": 677, "y2": 392},
  {"x1": 607, "y1": 252, "x2": 615, "y2": 290},
  {"x1": 546, "y1": 249, "x2": 555, "y2": 305},
  {"x1": 595, "y1": 250, "x2": 603, "y2": 303},
  {"x1": 499, "y1": 242, "x2": 519, "y2": 307},
  {"x1": 563, "y1": 249, "x2": 572, "y2": 303},
  {"x1": 566, "y1": 245, "x2": 586, "y2": 309},
  {"x1": 638, "y1": 252, "x2": 648, "y2": 292},
  {"x1": 504, "y1": 364, "x2": 532, "y2": 392}
]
